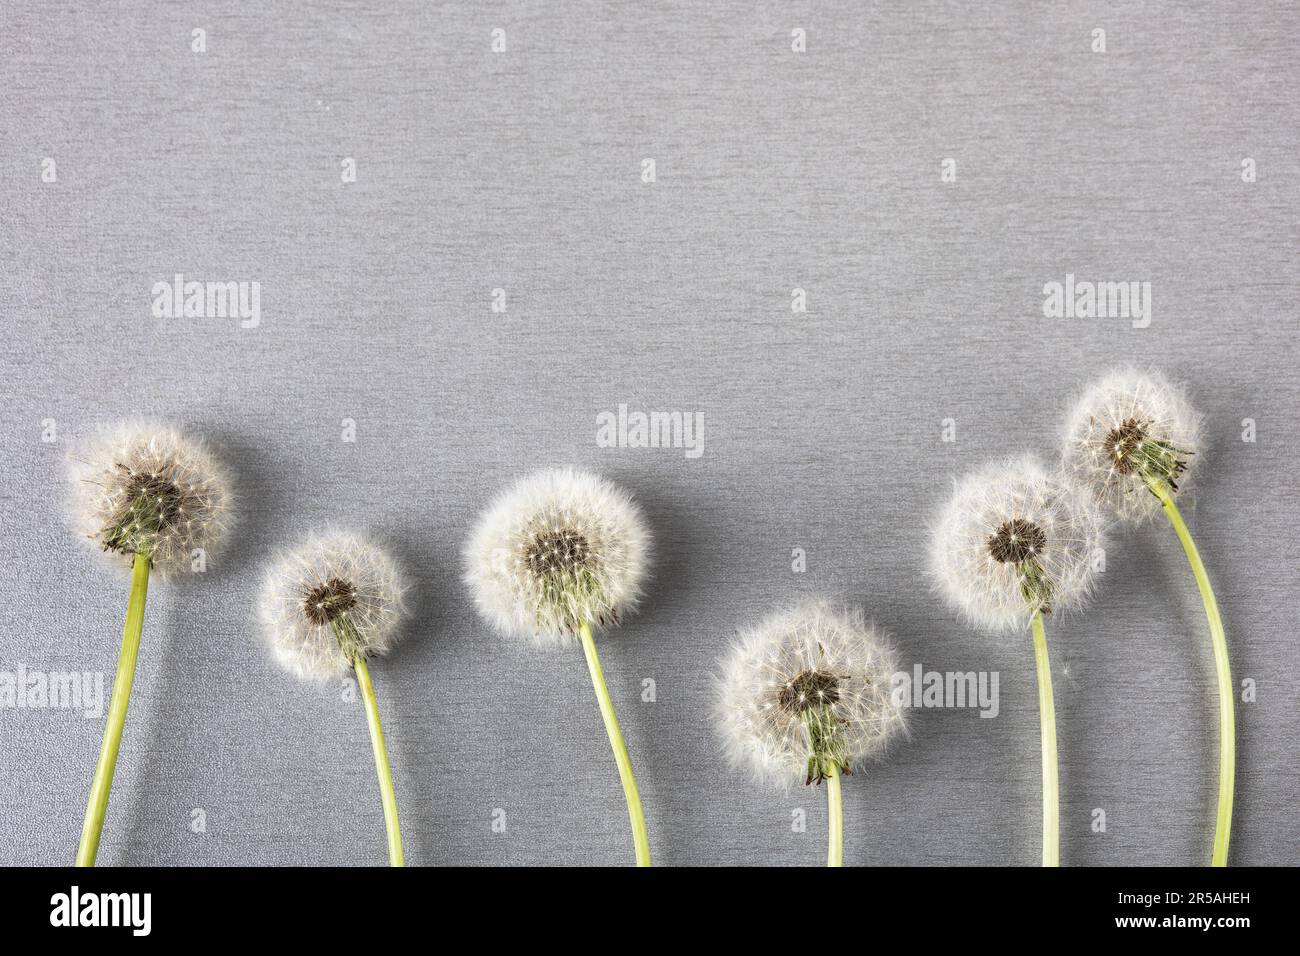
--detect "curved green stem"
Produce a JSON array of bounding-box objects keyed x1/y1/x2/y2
[
  {"x1": 826, "y1": 764, "x2": 843, "y2": 867},
  {"x1": 578, "y1": 620, "x2": 651, "y2": 866},
  {"x1": 1031, "y1": 612, "x2": 1059, "y2": 867},
  {"x1": 354, "y1": 658, "x2": 404, "y2": 867},
  {"x1": 1153, "y1": 482, "x2": 1234, "y2": 866},
  {"x1": 77, "y1": 552, "x2": 150, "y2": 866}
]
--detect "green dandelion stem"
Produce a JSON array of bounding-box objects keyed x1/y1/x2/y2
[
  {"x1": 1031, "y1": 612, "x2": 1059, "y2": 867},
  {"x1": 1151, "y1": 479, "x2": 1234, "y2": 866},
  {"x1": 354, "y1": 657, "x2": 404, "y2": 867},
  {"x1": 826, "y1": 763, "x2": 844, "y2": 867},
  {"x1": 578, "y1": 619, "x2": 651, "y2": 866},
  {"x1": 76, "y1": 551, "x2": 150, "y2": 867}
]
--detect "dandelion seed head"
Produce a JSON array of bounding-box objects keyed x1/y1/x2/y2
[
  {"x1": 1062, "y1": 368, "x2": 1202, "y2": 524},
  {"x1": 930, "y1": 456, "x2": 1105, "y2": 633},
  {"x1": 259, "y1": 532, "x2": 407, "y2": 681},
  {"x1": 715, "y1": 602, "x2": 905, "y2": 787},
  {"x1": 69, "y1": 421, "x2": 233, "y2": 577},
  {"x1": 464, "y1": 468, "x2": 651, "y2": 646}
]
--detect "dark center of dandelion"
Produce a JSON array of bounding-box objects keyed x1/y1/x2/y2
[
  {"x1": 524, "y1": 528, "x2": 592, "y2": 578},
  {"x1": 1104, "y1": 417, "x2": 1149, "y2": 475},
  {"x1": 124, "y1": 471, "x2": 184, "y2": 527},
  {"x1": 303, "y1": 578, "x2": 358, "y2": 626},
  {"x1": 987, "y1": 518, "x2": 1047, "y2": 565},
  {"x1": 102, "y1": 466, "x2": 186, "y2": 555},
  {"x1": 778, "y1": 669, "x2": 841, "y2": 714}
]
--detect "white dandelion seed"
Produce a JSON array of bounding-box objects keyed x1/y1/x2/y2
[
  {"x1": 716, "y1": 602, "x2": 905, "y2": 790},
  {"x1": 464, "y1": 467, "x2": 651, "y2": 646},
  {"x1": 259, "y1": 532, "x2": 408, "y2": 682},
  {"x1": 930, "y1": 456, "x2": 1106, "y2": 634},
  {"x1": 69, "y1": 421, "x2": 233, "y2": 576},
  {"x1": 1061, "y1": 367, "x2": 1203, "y2": 524}
]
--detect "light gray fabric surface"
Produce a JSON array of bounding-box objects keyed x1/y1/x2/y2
[{"x1": 1, "y1": 2, "x2": 1297, "y2": 866}]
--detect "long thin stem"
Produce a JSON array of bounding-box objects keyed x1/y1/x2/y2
[
  {"x1": 1030, "y1": 612, "x2": 1059, "y2": 867},
  {"x1": 76, "y1": 552, "x2": 151, "y2": 867},
  {"x1": 354, "y1": 657, "x2": 404, "y2": 867},
  {"x1": 1152, "y1": 481, "x2": 1234, "y2": 866},
  {"x1": 826, "y1": 764, "x2": 843, "y2": 867},
  {"x1": 577, "y1": 620, "x2": 651, "y2": 866}
]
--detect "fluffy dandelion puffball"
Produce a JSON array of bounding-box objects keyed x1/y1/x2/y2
[
  {"x1": 69, "y1": 421, "x2": 233, "y2": 575},
  {"x1": 931, "y1": 457, "x2": 1105, "y2": 633},
  {"x1": 260, "y1": 532, "x2": 407, "y2": 681},
  {"x1": 716, "y1": 602, "x2": 905, "y2": 787},
  {"x1": 465, "y1": 468, "x2": 651, "y2": 645},
  {"x1": 1062, "y1": 368, "x2": 1202, "y2": 524}
]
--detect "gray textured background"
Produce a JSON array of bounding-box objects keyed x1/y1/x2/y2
[{"x1": 1, "y1": 2, "x2": 1298, "y2": 866}]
